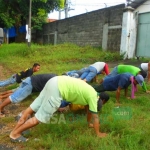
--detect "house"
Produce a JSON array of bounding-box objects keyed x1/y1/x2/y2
[
  {"x1": 47, "y1": 19, "x2": 57, "y2": 23},
  {"x1": 120, "y1": 0, "x2": 150, "y2": 59}
]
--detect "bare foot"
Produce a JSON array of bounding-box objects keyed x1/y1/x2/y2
[{"x1": 10, "y1": 131, "x2": 22, "y2": 140}]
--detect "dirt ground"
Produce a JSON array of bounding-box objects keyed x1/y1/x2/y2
[
  {"x1": 0, "y1": 60, "x2": 143, "y2": 149},
  {"x1": 0, "y1": 65, "x2": 29, "y2": 150}
]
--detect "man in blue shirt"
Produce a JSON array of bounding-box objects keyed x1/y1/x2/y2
[{"x1": 93, "y1": 73, "x2": 144, "y2": 104}]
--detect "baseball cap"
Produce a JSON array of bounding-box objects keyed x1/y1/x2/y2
[
  {"x1": 135, "y1": 74, "x2": 144, "y2": 86},
  {"x1": 97, "y1": 92, "x2": 110, "y2": 111}
]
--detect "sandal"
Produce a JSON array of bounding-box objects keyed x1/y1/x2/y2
[
  {"x1": 0, "y1": 112, "x2": 5, "y2": 118},
  {"x1": 10, "y1": 135, "x2": 28, "y2": 143},
  {"x1": 22, "y1": 130, "x2": 30, "y2": 136}
]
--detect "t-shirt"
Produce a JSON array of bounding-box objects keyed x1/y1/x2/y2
[
  {"x1": 117, "y1": 65, "x2": 140, "y2": 76},
  {"x1": 90, "y1": 62, "x2": 105, "y2": 73},
  {"x1": 103, "y1": 73, "x2": 132, "y2": 91},
  {"x1": 58, "y1": 76, "x2": 98, "y2": 113},
  {"x1": 31, "y1": 74, "x2": 57, "y2": 92},
  {"x1": 141, "y1": 63, "x2": 148, "y2": 72},
  {"x1": 16, "y1": 68, "x2": 33, "y2": 83}
]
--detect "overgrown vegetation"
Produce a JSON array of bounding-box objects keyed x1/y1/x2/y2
[
  {"x1": 0, "y1": 43, "x2": 124, "y2": 74},
  {"x1": 0, "y1": 43, "x2": 150, "y2": 150},
  {"x1": 0, "y1": 0, "x2": 65, "y2": 29}
]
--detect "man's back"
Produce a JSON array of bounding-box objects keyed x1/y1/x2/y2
[
  {"x1": 31, "y1": 74, "x2": 57, "y2": 92},
  {"x1": 103, "y1": 73, "x2": 132, "y2": 91},
  {"x1": 118, "y1": 65, "x2": 140, "y2": 76}
]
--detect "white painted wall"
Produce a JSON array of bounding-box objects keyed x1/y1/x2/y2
[
  {"x1": 120, "y1": 7, "x2": 135, "y2": 59},
  {"x1": 135, "y1": 0, "x2": 150, "y2": 13},
  {"x1": 120, "y1": 0, "x2": 150, "y2": 59}
]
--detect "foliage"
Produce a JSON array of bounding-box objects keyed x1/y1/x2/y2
[{"x1": 0, "y1": 0, "x2": 65, "y2": 29}]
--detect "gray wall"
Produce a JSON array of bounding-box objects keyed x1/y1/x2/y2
[{"x1": 35, "y1": 4, "x2": 125, "y2": 51}]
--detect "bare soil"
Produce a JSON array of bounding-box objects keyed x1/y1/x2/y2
[{"x1": 0, "y1": 65, "x2": 29, "y2": 150}]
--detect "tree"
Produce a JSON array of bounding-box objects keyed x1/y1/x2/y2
[{"x1": 0, "y1": 0, "x2": 65, "y2": 29}]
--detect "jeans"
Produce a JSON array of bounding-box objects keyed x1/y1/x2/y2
[
  {"x1": 0, "y1": 74, "x2": 16, "y2": 87},
  {"x1": 10, "y1": 77, "x2": 33, "y2": 103},
  {"x1": 67, "y1": 68, "x2": 87, "y2": 78},
  {"x1": 104, "y1": 66, "x2": 118, "y2": 79},
  {"x1": 80, "y1": 66, "x2": 97, "y2": 82},
  {"x1": 67, "y1": 71, "x2": 79, "y2": 78},
  {"x1": 60, "y1": 100, "x2": 70, "y2": 107}
]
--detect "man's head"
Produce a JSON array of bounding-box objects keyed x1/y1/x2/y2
[
  {"x1": 139, "y1": 70, "x2": 147, "y2": 78},
  {"x1": 33, "y1": 63, "x2": 40, "y2": 72},
  {"x1": 97, "y1": 92, "x2": 110, "y2": 111},
  {"x1": 134, "y1": 74, "x2": 144, "y2": 86}
]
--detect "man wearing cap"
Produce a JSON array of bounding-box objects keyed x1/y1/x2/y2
[
  {"x1": 79, "y1": 62, "x2": 110, "y2": 82},
  {"x1": 93, "y1": 73, "x2": 144, "y2": 104},
  {"x1": 103, "y1": 64, "x2": 150, "y2": 93},
  {"x1": 10, "y1": 76, "x2": 110, "y2": 142}
]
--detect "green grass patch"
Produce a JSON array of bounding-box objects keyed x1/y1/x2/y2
[{"x1": 0, "y1": 43, "x2": 150, "y2": 149}]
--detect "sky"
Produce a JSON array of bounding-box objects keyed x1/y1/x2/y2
[{"x1": 48, "y1": 0, "x2": 127, "y2": 19}]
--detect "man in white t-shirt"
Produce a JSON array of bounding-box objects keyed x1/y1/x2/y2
[
  {"x1": 80, "y1": 62, "x2": 110, "y2": 82},
  {"x1": 139, "y1": 62, "x2": 150, "y2": 82}
]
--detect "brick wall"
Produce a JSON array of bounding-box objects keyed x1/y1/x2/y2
[{"x1": 34, "y1": 4, "x2": 125, "y2": 51}]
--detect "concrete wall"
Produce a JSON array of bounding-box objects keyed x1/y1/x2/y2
[{"x1": 34, "y1": 4, "x2": 125, "y2": 51}]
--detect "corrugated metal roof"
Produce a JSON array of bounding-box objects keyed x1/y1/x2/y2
[{"x1": 128, "y1": 0, "x2": 148, "y2": 8}]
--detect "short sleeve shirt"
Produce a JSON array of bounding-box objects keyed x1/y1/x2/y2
[
  {"x1": 103, "y1": 73, "x2": 132, "y2": 91},
  {"x1": 141, "y1": 63, "x2": 148, "y2": 72},
  {"x1": 16, "y1": 68, "x2": 33, "y2": 83},
  {"x1": 31, "y1": 74, "x2": 57, "y2": 92},
  {"x1": 58, "y1": 76, "x2": 98, "y2": 113},
  {"x1": 90, "y1": 62, "x2": 105, "y2": 73},
  {"x1": 118, "y1": 65, "x2": 140, "y2": 76}
]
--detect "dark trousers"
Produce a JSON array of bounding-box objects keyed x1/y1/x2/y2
[{"x1": 92, "y1": 84, "x2": 105, "y2": 93}]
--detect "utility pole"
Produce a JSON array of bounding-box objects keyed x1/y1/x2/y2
[
  {"x1": 126, "y1": 0, "x2": 131, "y2": 6},
  {"x1": 28, "y1": 0, "x2": 32, "y2": 47},
  {"x1": 65, "y1": 0, "x2": 69, "y2": 18},
  {"x1": 64, "y1": 0, "x2": 74, "y2": 18}
]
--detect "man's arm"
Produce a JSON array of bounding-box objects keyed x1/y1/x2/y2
[
  {"x1": 85, "y1": 106, "x2": 107, "y2": 137},
  {"x1": 116, "y1": 87, "x2": 121, "y2": 104},
  {"x1": 124, "y1": 87, "x2": 128, "y2": 98},
  {"x1": 85, "y1": 105, "x2": 92, "y2": 127},
  {"x1": 142, "y1": 81, "x2": 150, "y2": 93},
  {"x1": 91, "y1": 113, "x2": 107, "y2": 137}
]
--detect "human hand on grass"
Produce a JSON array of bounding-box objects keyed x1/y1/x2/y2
[
  {"x1": 88, "y1": 123, "x2": 94, "y2": 128},
  {"x1": 127, "y1": 96, "x2": 136, "y2": 99},
  {"x1": 97, "y1": 132, "x2": 107, "y2": 138},
  {"x1": 146, "y1": 90, "x2": 150, "y2": 94},
  {"x1": 115, "y1": 102, "x2": 121, "y2": 107}
]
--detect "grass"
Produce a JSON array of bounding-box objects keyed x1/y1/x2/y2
[{"x1": 0, "y1": 43, "x2": 150, "y2": 150}]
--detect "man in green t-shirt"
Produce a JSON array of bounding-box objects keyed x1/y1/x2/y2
[
  {"x1": 10, "y1": 76, "x2": 109, "y2": 142},
  {"x1": 104, "y1": 65, "x2": 150, "y2": 93}
]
